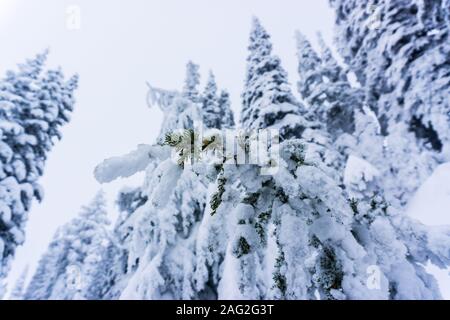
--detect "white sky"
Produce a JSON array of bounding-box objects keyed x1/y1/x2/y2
[{"x1": 1, "y1": 0, "x2": 448, "y2": 299}]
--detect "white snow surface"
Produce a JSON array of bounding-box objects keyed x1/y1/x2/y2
[
  {"x1": 407, "y1": 162, "x2": 450, "y2": 226},
  {"x1": 344, "y1": 155, "x2": 380, "y2": 193},
  {"x1": 407, "y1": 162, "x2": 450, "y2": 299},
  {"x1": 94, "y1": 145, "x2": 171, "y2": 183}
]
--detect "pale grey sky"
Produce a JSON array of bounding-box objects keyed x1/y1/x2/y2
[{"x1": 1, "y1": 0, "x2": 448, "y2": 299}]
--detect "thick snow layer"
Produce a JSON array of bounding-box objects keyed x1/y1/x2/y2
[
  {"x1": 406, "y1": 162, "x2": 450, "y2": 299},
  {"x1": 94, "y1": 145, "x2": 171, "y2": 183},
  {"x1": 343, "y1": 155, "x2": 380, "y2": 191},
  {"x1": 407, "y1": 162, "x2": 450, "y2": 226}
]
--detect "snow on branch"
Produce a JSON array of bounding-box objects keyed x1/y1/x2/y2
[
  {"x1": 146, "y1": 82, "x2": 179, "y2": 111},
  {"x1": 94, "y1": 144, "x2": 171, "y2": 183}
]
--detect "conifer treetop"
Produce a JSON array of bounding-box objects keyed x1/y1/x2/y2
[
  {"x1": 242, "y1": 18, "x2": 306, "y2": 139},
  {"x1": 182, "y1": 61, "x2": 201, "y2": 103}
]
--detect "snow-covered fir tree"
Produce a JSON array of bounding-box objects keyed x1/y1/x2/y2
[
  {"x1": 94, "y1": 66, "x2": 237, "y2": 299},
  {"x1": 294, "y1": 31, "x2": 388, "y2": 219},
  {"x1": 218, "y1": 90, "x2": 235, "y2": 129},
  {"x1": 147, "y1": 62, "x2": 204, "y2": 144},
  {"x1": 295, "y1": 32, "x2": 358, "y2": 178},
  {"x1": 202, "y1": 72, "x2": 221, "y2": 129},
  {"x1": 182, "y1": 61, "x2": 201, "y2": 103},
  {"x1": 0, "y1": 52, "x2": 78, "y2": 295},
  {"x1": 88, "y1": 17, "x2": 450, "y2": 300},
  {"x1": 195, "y1": 19, "x2": 450, "y2": 300},
  {"x1": 296, "y1": 31, "x2": 363, "y2": 139},
  {"x1": 241, "y1": 17, "x2": 307, "y2": 139},
  {"x1": 24, "y1": 192, "x2": 118, "y2": 300},
  {"x1": 329, "y1": 0, "x2": 450, "y2": 205},
  {"x1": 201, "y1": 72, "x2": 235, "y2": 130}
]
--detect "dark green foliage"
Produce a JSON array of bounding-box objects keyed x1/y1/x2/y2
[
  {"x1": 272, "y1": 249, "x2": 287, "y2": 297},
  {"x1": 350, "y1": 198, "x2": 359, "y2": 214},
  {"x1": 273, "y1": 272, "x2": 287, "y2": 297},
  {"x1": 314, "y1": 246, "x2": 343, "y2": 299},
  {"x1": 233, "y1": 237, "x2": 251, "y2": 258},
  {"x1": 290, "y1": 149, "x2": 305, "y2": 166},
  {"x1": 164, "y1": 132, "x2": 182, "y2": 147},
  {"x1": 276, "y1": 188, "x2": 289, "y2": 203},
  {"x1": 164, "y1": 129, "x2": 199, "y2": 167},
  {"x1": 369, "y1": 197, "x2": 389, "y2": 216},
  {"x1": 242, "y1": 192, "x2": 260, "y2": 206},
  {"x1": 210, "y1": 175, "x2": 227, "y2": 216},
  {"x1": 254, "y1": 210, "x2": 272, "y2": 246},
  {"x1": 116, "y1": 188, "x2": 148, "y2": 215}
]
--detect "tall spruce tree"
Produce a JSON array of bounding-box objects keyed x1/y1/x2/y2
[
  {"x1": 150, "y1": 62, "x2": 204, "y2": 143},
  {"x1": 295, "y1": 32, "x2": 361, "y2": 178},
  {"x1": 201, "y1": 72, "x2": 236, "y2": 130},
  {"x1": 182, "y1": 61, "x2": 201, "y2": 103},
  {"x1": 296, "y1": 31, "x2": 363, "y2": 139},
  {"x1": 0, "y1": 52, "x2": 78, "y2": 295},
  {"x1": 201, "y1": 71, "x2": 221, "y2": 129},
  {"x1": 198, "y1": 20, "x2": 450, "y2": 299},
  {"x1": 241, "y1": 18, "x2": 307, "y2": 139},
  {"x1": 218, "y1": 90, "x2": 235, "y2": 129}
]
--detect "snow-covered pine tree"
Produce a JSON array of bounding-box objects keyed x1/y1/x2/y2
[
  {"x1": 294, "y1": 31, "x2": 393, "y2": 226},
  {"x1": 0, "y1": 52, "x2": 78, "y2": 295},
  {"x1": 22, "y1": 229, "x2": 67, "y2": 300},
  {"x1": 201, "y1": 72, "x2": 235, "y2": 130},
  {"x1": 24, "y1": 192, "x2": 117, "y2": 300},
  {"x1": 193, "y1": 119, "x2": 450, "y2": 299},
  {"x1": 329, "y1": 0, "x2": 450, "y2": 205},
  {"x1": 182, "y1": 61, "x2": 201, "y2": 104},
  {"x1": 201, "y1": 71, "x2": 221, "y2": 129},
  {"x1": 8, "y1": 265, "x2": 29, "y2": 300},
  {"x1": 194, "y1": 18, "x2": 450, "y2": 300},
  {"x1": 296, "y1": 32, "x2": 325, "y2": 117},
  {"x1": 296, "y1": 31, "x2": 366, "y2": 140},
  {"x1": 241, "y1": 17, "x2": 307, "y2": 139},
  {"x1": 295, "y1": 31, "x2": 360, "y2": 179},
  {"x1": 148, "y1": 62, "x2": 203, "y2": 144},
  {"x1": 218, "y1": 90, "x2": 235, "y2": 129},
  {"x1": 94, "y1": 63, "x2": 238, "y2": 299}
]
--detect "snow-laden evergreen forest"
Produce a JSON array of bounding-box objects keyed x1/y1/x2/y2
[{"x1": 2, "y1": 0, "x2": 450, "y2": 300}]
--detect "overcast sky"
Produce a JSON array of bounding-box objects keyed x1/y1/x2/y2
[{"x1": 1, "y1": 0, "x2": 448, "y2": 299}]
